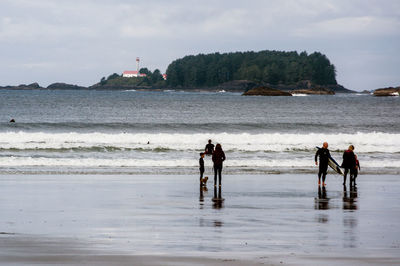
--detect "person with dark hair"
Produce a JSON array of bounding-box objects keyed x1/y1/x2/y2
[
  {"x1": 341, "y1": 145, "x2": 356, "y2": 186},
  {"x1": 205, "y1": 139, "x2": 214, "y2": 155},
  {"x1": 212, "y1": 143, "x2": 225, "y2": 188},
  {"x1": 315, "y1": 142, "x2": 330, "y2": 187},
  {"x1": 199, "y1": 152, "x2": 205, "y2": 183}
]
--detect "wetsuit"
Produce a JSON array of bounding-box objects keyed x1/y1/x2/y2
[
  {"x1": 205, "y1": 143, "x2": 215, "y2": 155},
  {"x1": 199, "y1": 157, "x2": 204, "y2": 182},
  {"x1": 341, "y1": 150, "x2": 356, "y2": 186},
  {"x1": 315, "y1": 148, "x2": 331, "y2": 184},
  {"x1": 212, "y1": 149, "x2": 226, "y2": 186}
]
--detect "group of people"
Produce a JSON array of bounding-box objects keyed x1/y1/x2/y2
[
  {"x1": 199, "y1": 140, "x2": 360, "y2": 189},
  {"x1": 315, "y1": 142, "x2": 360, "y2": 187},
  {"x1": 199, "y1": 139, "x2": 226, "y2": 188}
]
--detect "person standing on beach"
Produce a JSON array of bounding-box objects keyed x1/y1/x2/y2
[
  {"x1": 205, "y1": 139, "x2": 215, "y2": 155},
  {"x1": 315, "y1": 142, "x2": 331, "y2": 186},
  {"x1": 353, "y1": 155, "x2": 360, "y2": 186},
  {"x1": 199, "y1": 153, "x2": 205, "y2": 183},
  {"x1": 341, "y1": 145, "x2": 356, "y2": 186},
  {"x1": 212, "y1": 144, "x2": 226, "y2": 188}
]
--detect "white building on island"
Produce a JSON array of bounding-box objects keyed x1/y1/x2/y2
[
  {"x1": 122, "y1": 70, "x2": 147, "y2": 78},
  {"x1": 122, "y1": 57, "x2": 167, "y2": 80},
  {"x1": 122, "y1": 57, "x2": 147, "y2": 78}
]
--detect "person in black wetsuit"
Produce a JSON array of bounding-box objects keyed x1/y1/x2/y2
[
  {"x1": 315, "y1": 142, "x2": 331, "y2": 187},
  {"x1": 205, "y1": 139, "x2": 215, "y2": 155},
  {"x1": 341, "y1": 145, "x2": 356, "y2": 186},
  {"x1": 199, "y1": 152, "x2": 205, "y2": 183}
]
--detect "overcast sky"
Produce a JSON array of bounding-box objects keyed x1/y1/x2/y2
[{"x1": 0, "y1": 0, "x2": 399, "y2": 90}]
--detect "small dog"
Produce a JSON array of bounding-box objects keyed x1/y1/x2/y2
[{"x1": 200, "y1": 176, "x2": 208, "y2": 186}]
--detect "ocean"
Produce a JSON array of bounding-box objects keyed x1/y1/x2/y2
[{"x1": 0, "y1": 89, "x2": 399, "y2": 175}]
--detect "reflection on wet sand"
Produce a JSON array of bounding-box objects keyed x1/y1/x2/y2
[
  {"x1": 212, "y1": 186, "x2": 224, "y2": 209},
  {"x1": 315, "y1": 186, "x2": 330, "y2": 210},
  {"x1": 343, "y1": 185, "x2": 358, "y2": 248},
  {"x1": 199, "y1": 184, "x2": 208, "y2": 209},
  {"x1": 213, "y1": 220, "x2": 223, "y2": 227},
  {"x1": 343, "y1": 185, "x2": 358, "y2": 210},
  {"x1": 199, "y1": 218, "x2": 224, "y2": 228}
]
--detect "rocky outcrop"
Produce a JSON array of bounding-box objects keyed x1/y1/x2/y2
[
  {"x1": 263, "y1": 80, "x2": 353, "y2": 94},
  {"x1": 0, "y1": 83, "x2": 43, "y2": 90},
  {"x1": 215, "y1": 80, "x2": 258, "y2": 92},
  {"x1": 165, "y1": 80, "x2": 258, "y2": 92},
  {"x1": 361, "y1": 90, "x2": 373, "y2": 94},
  {"x1": 89, "y1": 84, "x2": 155, "y2": 90},
  {"x1": 373, "y1": 86, "x2": 400, "y2": 96},
  {"x1": 47, "y1": 83, "x2": 87, "y2": 90},
  {"x1": 291, "y1": 88, "x2": 335, "y2": 95},
  {"x1": 243, "y1": 86, "x2": 292, "y2": 96},
  {"x1": 289, "y1": 80, "x2": 334, "y2": 95}
]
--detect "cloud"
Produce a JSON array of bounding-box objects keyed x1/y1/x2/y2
[
  {"x1": 294, "y1": 16, "x2": 400, "y2": 38},
  {"x1": 0, "y1": 0, "x2": 399, "y2": 89}
]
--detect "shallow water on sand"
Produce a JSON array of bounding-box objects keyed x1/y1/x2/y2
[{"x1": 0, "y1": 174, "x2": 399, "y2": 261}]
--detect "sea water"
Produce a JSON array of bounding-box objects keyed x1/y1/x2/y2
[{"x1": 0, "y1": 89, "x2": 399, "y2": 175}]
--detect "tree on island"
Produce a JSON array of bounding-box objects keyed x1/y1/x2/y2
[{"x1": 166, "y1": 50, "x2": 337, "y2": 87}]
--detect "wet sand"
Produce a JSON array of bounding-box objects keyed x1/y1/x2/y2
[{"x1": 0, "y1": 174, "x2": 399, "y2": 265}]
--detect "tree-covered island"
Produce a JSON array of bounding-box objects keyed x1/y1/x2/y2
[
  {"x1": 1, "y1": 50, "x2": 356, "y2": 93},
  {"x1": 91, "y1": 49, "x2": 351, "y2": 93},
  {"x1": 166, "y1": 50, "x2": 337, "y2": 87}
]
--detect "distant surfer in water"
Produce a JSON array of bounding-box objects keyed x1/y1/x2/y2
[
  {"x1": 205, "y1": 139, "x2": 215, "y2": 155},
  {"x1": 341, "y1": 145, "x2": 356, "y2": 186},
  {"x1": 315, "y1": 142, "x2": 330, "y2": 186},
  {"x1": 212, "y1": 143, "x2": 226, "y2": 188}
]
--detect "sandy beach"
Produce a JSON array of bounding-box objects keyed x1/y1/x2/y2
[{"x1": 0, "y1": 173, "x2": 399, "y2": 265}]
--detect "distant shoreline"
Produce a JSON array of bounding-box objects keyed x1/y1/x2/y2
[{"x1": 0, "y1": 80, "x2": 357, "y2": 94}]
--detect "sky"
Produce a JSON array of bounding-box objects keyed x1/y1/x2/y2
[{"x1": 0, "y1": 0, "x2": 399, "y2": 91}]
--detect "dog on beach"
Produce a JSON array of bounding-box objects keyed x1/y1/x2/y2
[{"x1": 200, "y1": 176, "x2": 208, "y2": 186}]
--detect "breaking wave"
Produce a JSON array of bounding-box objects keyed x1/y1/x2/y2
[{"x1": 0, "y1": 131, "x2": 399, "y2": 153}]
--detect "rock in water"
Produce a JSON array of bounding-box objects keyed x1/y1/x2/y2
[
  {"x1": 373, "y1": 86, "x2": 400, "y2": 96},
  {"x1": 291, "y1": 88, "x2": 335, "y2": 95},
  {"x1": 242, "y1": 86, "x2": 292, "y2": 96}
]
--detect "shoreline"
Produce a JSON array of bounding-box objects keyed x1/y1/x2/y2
[
  {"x1": 0, "y1": 174, "x2": 399, "y2": 265},
  {"x1": 0, "y1": 168, "x2": 399, "y2": 176}
]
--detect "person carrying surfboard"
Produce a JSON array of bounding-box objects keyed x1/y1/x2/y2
[{"x1": 315, "y1": 142, "x2": 331, "y2": 186}]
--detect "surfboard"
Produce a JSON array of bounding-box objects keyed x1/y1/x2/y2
[{"x1": 316, "y1": 147, "x2": 343, "y2": 175}]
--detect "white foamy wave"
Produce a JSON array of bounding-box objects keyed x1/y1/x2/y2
[
  {"x1": 0, "y1": 131, "x2": 399, "y2": 153},
  {"x1": 1, "y1": 157, "x2": 399, "y2": 169},
  {"x1": 292, "y1": 94, "x2": 308, "y2": 97}
]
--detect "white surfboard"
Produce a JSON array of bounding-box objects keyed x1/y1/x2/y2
[{"x1": 316, "y1": 147, "x2": 344, "y2": 176}]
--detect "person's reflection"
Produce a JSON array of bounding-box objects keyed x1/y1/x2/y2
[
  {"x1": 315, "y1": 186, "x2": 330, "y2": 210},
  {"x1": 343, "y1": 185, "x2": 358, "y2": 210},
  {"x1": 213, "y1": 220, "x2": 223, "y2": 227},
  {"x1": 212, "y1": 185, "x2": 224, "y2": 209},
  {"x1": 342, "y1": 185, "x2": 358, "y2": 248},
  {"x1": 199, "y1": 184, "x2": 208, "y2": 209}
]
